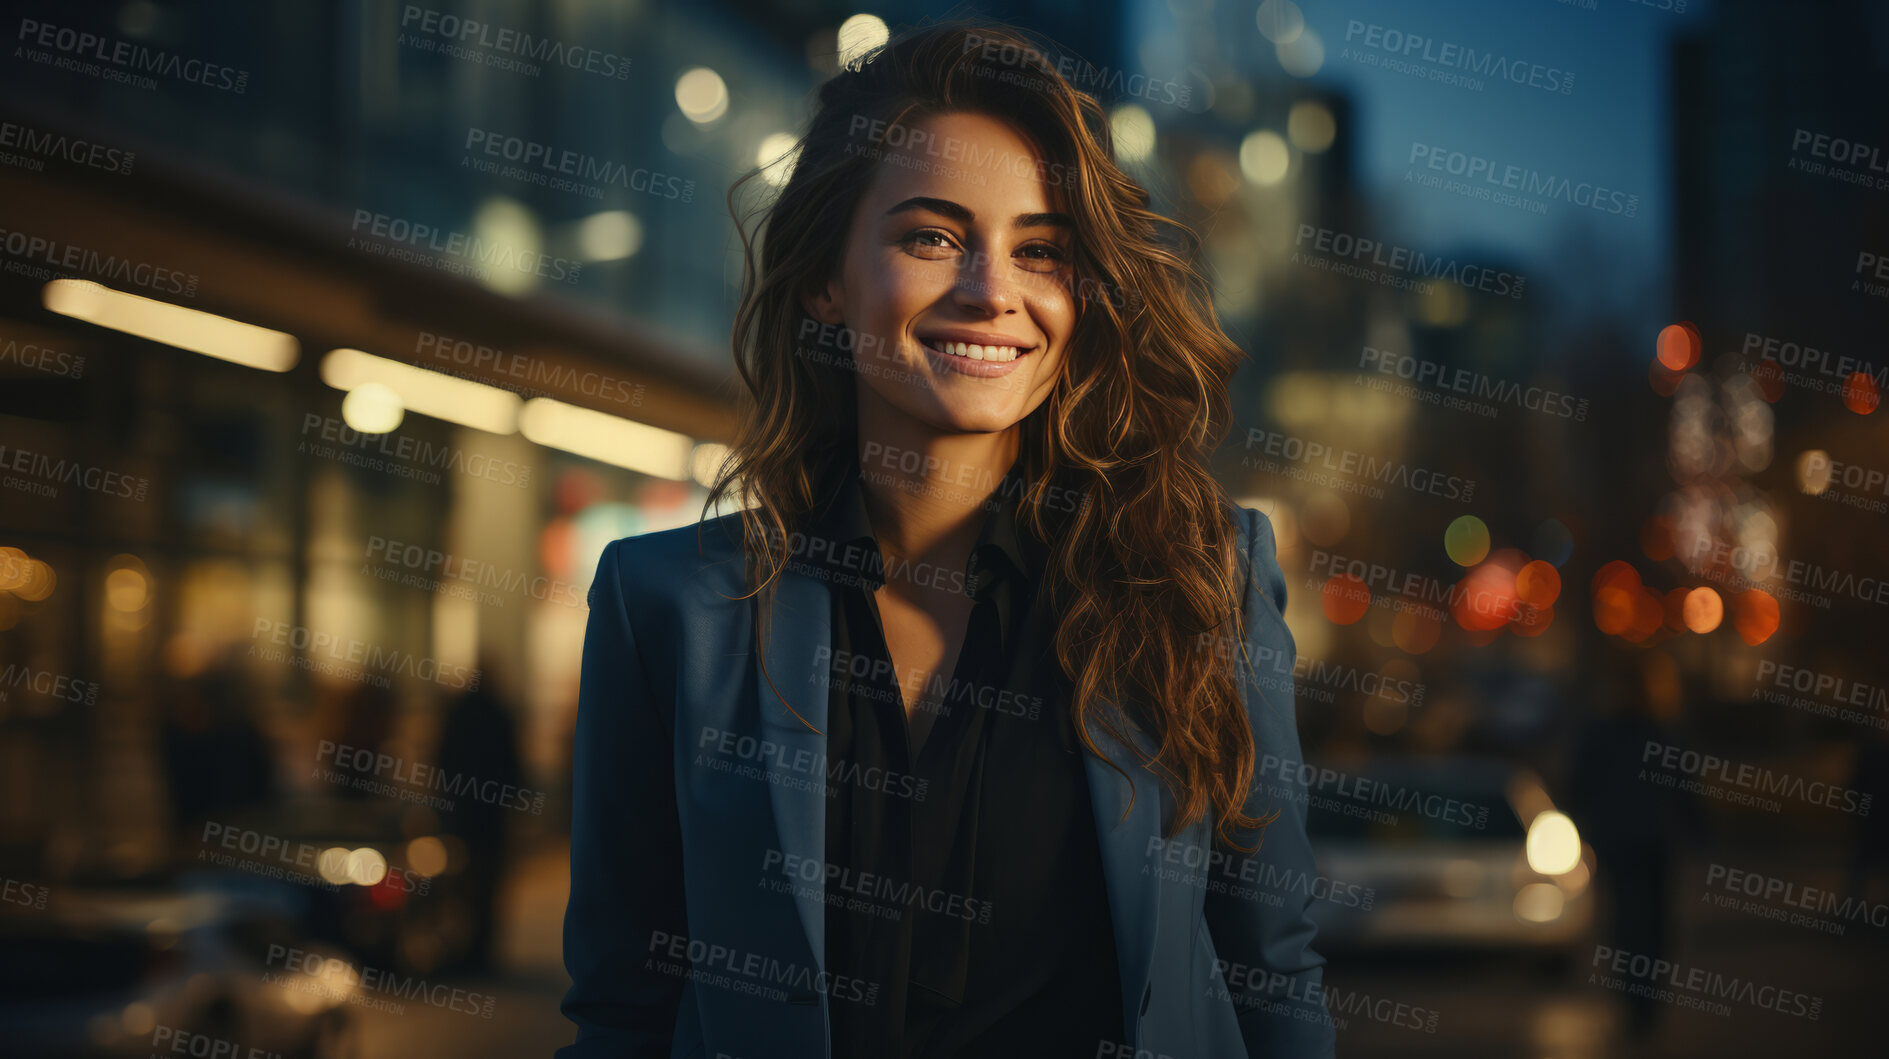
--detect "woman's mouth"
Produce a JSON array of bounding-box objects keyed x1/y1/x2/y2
[
  {"x1": 919, "y1": 338, "x2": 1030, "y2": 363},
  {"x1": 917, "y1": 336, "x2": 1037, "y2": 378}
]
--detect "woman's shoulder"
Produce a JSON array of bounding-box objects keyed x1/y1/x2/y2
[
  {"x1": 1222, "y1": 498, "x2": 1286, "y2": 610},
  {"x1": 586, "y1": 511, "x2": 748, "y2": 610}
]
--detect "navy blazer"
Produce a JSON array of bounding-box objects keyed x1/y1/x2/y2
[{"x1": 559, "y1": 503, "x2": 1336, "y2": 1058}]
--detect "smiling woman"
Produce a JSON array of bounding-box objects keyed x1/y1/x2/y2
[{"x1": 560, "y1": 19, "x2": 1334, "y2": 1059}]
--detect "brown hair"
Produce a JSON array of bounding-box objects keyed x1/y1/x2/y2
[{"x1": 703, "y1": 20, "x2": 1277, "y2": 849}]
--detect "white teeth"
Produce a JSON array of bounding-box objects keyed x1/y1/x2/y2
[{"x1": 931, "y1": 340, "x2": 1021, "y2": 363}]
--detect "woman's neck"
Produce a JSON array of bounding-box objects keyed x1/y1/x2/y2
[{"x1": 854, "y1": 402, "x2": 1019, "y2": 569}]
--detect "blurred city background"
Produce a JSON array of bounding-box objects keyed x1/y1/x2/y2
[{"x1": 1, "y1": 0, "x2": 1885, "y2": 1054}]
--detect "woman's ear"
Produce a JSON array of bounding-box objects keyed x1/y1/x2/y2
[{"x1": 801, "y1": 278, "x2": 846, "y2": 326}]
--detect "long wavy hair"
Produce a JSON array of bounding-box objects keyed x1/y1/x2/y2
[{"x1": 702, "y1": 20, "x2": 1276, "y2": 849}]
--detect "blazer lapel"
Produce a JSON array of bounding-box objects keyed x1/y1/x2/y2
[
  {"x1": 1081, "y1": 706, "x2": 1164, "y2": 1044},
  {"x1": 751, "y1": 558, "x2": 1166, "y2": 1044},
  {"x1": 755, "y1": 563, "x2": 833, "y2": 971}
]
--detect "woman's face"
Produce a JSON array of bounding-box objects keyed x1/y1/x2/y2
[{"x1": 806, "y1": 110, "x2": 1077, "y2": 437}]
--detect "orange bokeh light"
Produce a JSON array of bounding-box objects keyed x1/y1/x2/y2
[
  {"x1": 1515, "y1": 560, "x2": 1561, "y2": 608},
  {"x1": 1624, "y1": 587, "x2": 1665, "y2": 642},
  {"x1": 1661, "y1": 587, "x2": 1690, "y2": 631},
  {"x1": 1656, "y1": 322, "x2": 1701, "y2": 371},
  {"x1": 1454, "y1": 564, "x2": 1518, "y2": 632},
  {"x1": 1592, "y1": 560, "x2": 1642, "y2": 598},
  {"x1": 1322, "y1": 574, "x2": 1371, "y2": 625},
  {"x1": 1392, "y1": 609, "x2": 1443, "y2": 654},
  {"x1": 1594, "y1": 587, "x2": 1636, "y2": 636},
  {"x1": 1842, "y1": 372, "x2": 1880, "y2": 415},
  {"x1": 1732, "y1": 589, "x2": 1780, "y2": 645},
  {"x1": 1682, "y1": 586, "x2": 1724, "y2": 633}
]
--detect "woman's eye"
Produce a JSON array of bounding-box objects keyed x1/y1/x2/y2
[
  {"x1": 902, "y1": 229, "x2": 958, "y2": 257},
  {"x1": 1015, "y1": 243, "x2": 1068, "y2": 272}
]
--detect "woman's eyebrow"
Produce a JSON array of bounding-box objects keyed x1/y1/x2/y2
[{"x1": 885, "y1": 197, "x2": 1074, "y2": 232}]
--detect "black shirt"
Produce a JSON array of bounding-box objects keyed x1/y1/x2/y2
[{"x1": 802, "y1": 455, "x2": 1125, "y2": 1058}]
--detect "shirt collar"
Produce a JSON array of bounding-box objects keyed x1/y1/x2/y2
[{"x1": 805, "y1": 453, "x2": 1037, "y2": 601}]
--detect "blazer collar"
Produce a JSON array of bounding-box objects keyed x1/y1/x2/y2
[{"x1": 754, "y1": 542, "x2": 1165, "y2": 1041}]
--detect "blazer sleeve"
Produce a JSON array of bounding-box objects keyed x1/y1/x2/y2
[
  {"x1": 1204, "y1": 507, "x2": 1337, "y2": 1057},
  {"x1": 558, "y1": 538, "x2": 689, "y2": 1056}
]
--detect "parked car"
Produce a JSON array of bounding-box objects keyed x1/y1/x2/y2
[{"x1": 1304, "y1": 757, "x2": 1596, "y2": 963}]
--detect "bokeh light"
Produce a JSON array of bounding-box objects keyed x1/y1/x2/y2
[
  {"x1": 1515, "y1": 560, "x2": 1561, "y2": 609},
  {"x1": 1731, "y1": 589, "x2": 1780, "y2": 645},
  {"x1": 1682, "y1": 587, "x2": 1724, "y2": 633},
  {"x1": 1525, "y1": 810, "x2": 1583, "y2": 875},
  {"x1": 1444, "y1": 515, "x2": 1490, "y2": 567},
  {"x1": 1655, "y1": 321, "x2": 1701, "y2": 372},
  {"x1": 1322, "y1": 574, "x2": 1370, "y2": 625},
  {"x1": 1842, "y1": 371, "x2": 1879, "y2": 415},
  {"x1": 1796, "y1": 450, "x2": 1832, "y2": 494},
  {"x1": 1393, "y1": 609, "x2": 1443, "y2": 654},
  {"x1": 675, "y1": 67, "x2": 729, "y2": 124}
]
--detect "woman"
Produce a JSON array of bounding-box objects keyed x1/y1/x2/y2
[{"x1": 561, "y1": 21, "x2": 1332, "y2": 1059}]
